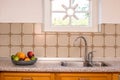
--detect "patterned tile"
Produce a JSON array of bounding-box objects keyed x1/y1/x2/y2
[{"x1": 0, "y1": 23, "x2": 119, "y2": 59}]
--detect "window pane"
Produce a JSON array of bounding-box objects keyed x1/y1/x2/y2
[
  {"x1": 71, "y1": 13, "x2": 89, "y2": 26},
  {"x1": 51, "y1": 0, "x2": 90, "y2": 26},
  {"x1": 72, "y1": 0, "x2": 89, "y2": 11},
  {"x1": 52, "y1": 0, "x2": 69, "y2": 11},
  {"x1": 52, "y1": 13, "x2": 69, "y2": 26}
]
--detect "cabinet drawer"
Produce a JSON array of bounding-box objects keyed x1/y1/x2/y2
[
  {"x1": 1, "y1": 72, "x2": 54, "y2": 80},
  {"x1": 59, "y1": 77, "x2": 108, "y2": 80},
  {"x1": 56, "y1": 73, "x2": 112, "y2": 80},
  {"x1": 4, "y1": 76, "x2": 51, "y2": 80}
]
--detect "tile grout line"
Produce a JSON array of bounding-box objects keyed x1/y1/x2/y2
[
  {"x1": 115, "y1": 24, "x2": 117, "y2": 57},
  {"x1": 91, "y1": 33, "x2": 94, "y2": 52},
  {"x1": 103, "y1": 24, "x2": 106, "y2": 57},
  {"x1": 9, "y1": 23, "x2": 12, "y2": 56},
  {"x1": 56, "y1": 32, "x2": 59, "y2": 57},
  {"x1": 79, "y1": 33, "x2": 82, "y2": 57},
  {"x1": 21, "y1": 23, "x2": 23, "y2": 52},
  {"x1": 68, "y1": 33, "x2": 71, "y2": 57},
  {"x1": 44, "y1": 32, "x2": 47, "y2": 57},
  {"x1": 33, "y1": 23, "x2": 35, "y2": 52}
]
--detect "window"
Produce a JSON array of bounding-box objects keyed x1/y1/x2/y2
[{"x1": 44, "y1": 0, "x2": 99, "y2": 32}]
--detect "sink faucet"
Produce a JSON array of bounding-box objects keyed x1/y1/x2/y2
[
  {"x1": 88, "y1": 51, "x2": 94, "y2": 65},
  {"x1": 73, "y1": 36, "x2": 92, "y2": 67}
]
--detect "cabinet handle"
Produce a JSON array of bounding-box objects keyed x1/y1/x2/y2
[
  {"x1": 79, "y1": 78, "x2": 89, "y2": 80},
  {"x1": 22, "y1": 77, "x2": 33, "y2": 80}
]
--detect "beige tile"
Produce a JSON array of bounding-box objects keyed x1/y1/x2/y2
[
  {"x1": 105, "y1": 47, "x2": 115, "y2": 57},
  {"x1": 46, "y1": 47, "x2": 56, "y2": 57},
  {"x1": 116, "y1": 47, "x2": 120, "y2": 57},
  {"x1": 0, "y1": 23, "x2": 10, "y2": 34},
  {"x1": 105, "y1": 36, "x2": 115, "y2": 46},
  {"x1": 23, "y1": 35, "x2": 33, "y2": 45},
  {"x1": 58, "y1": 35, "x2": 68, "y2": 46},
  {"x1": 34, "y1": 23, "x2": 44, "y2": 34},
  {"x1": 0, "y1": 47, "x2": 10, "y2": 57},
  {"x1": 34, "y1": 47, "x2": 45, "y2": 57},
  {"x1": 22, "y1": 47, "x2": 33, "y2": 54},
  {"x1": 11, "y1": 35, "x2": 21, "y2": 45},
  {"x1": 105, "y1": 24, "x2": 115, "y2": 34},
  {"x1": 81, "y1": 47, "x2": 92, "y2": 57},
  {"x1": 58, "y1": 47, "x2": 68, "y2": 57},
  {"x1": 11, "y1": 47, "x2": 21, "y2": 55},
  {"x1": 81, "y1": 33, "x2": 92, "y2": 35},
  {"x1": 94, "y1": 32, "x2": 103, "y2": 35},
  {"x1": 58, "y1": 32, "x2": 68, "y2": 35},
  {"x1": 46, "y1": 35, "x2": 57, "y2": 46},
  {"x1": 46, "y1": 32, "x2": 57, "y2": 35},
  {"x1": 70, "y1": 32, "x2": 80, "y2": 35},
  {"x1": 34, "y1": 35, "x2": 45, "y2": 46},
  {"x1": 94, "y1": 24, "x2": 104, "y2": 34},
  {"x1": 23, "y1": 23, "x2": 33, "y2": 34},
  {"x1": 116, "y1": 36, "x2": 120, "y2": 46},
  {"x1": 93, "y1": 47, "x2": 104, "y2": 57},
  {"x1": 0, "y1": 35, "x2": 10, "y2": 45},
  {"x1": 70, "y1": 47, "x2": 80, "y2": 57},
  {"x1": 93, "y1": 36, "x2": 104, "y2": 46},
  {"x1": 81, "y1": 36, "x2": 92, "y2": 46},
  {"x1": 70, "y1": 35, "x2": 80, "y2": 46},
  {"x1": 116, "y1": 24, "x2": 120, "y2": 34},
  {"x1": 11, "y1": 23, "x2": 21, "y2": 34}
]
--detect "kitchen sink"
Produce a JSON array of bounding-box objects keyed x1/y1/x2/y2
[
  {"x1": 60, "y1": 61, "x2": 109, "y2": 67},
  {"x1": 91, "y1": 61, "x2": 109, "y2": 67}
]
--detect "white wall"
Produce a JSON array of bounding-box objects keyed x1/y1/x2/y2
[
  {"x1": 0, "y1": 0, "x2": 43, "y2": 23},
  {"x1": 101, "y1": 0, "x2": 120, "y2": 23},
  {"x1": 0, "y1": 0, "x2": 120, "y2": 23}
]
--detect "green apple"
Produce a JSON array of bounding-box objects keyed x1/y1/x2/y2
[
  {"x1": 13, "y1": 56, "x2": 19, "y2": 61},
  {"x1": 31, "y1": 56, "x2": 36, "y2": 60},
  {"x1": 11, "y1": 55, "x2": 15, "y2": 60}
]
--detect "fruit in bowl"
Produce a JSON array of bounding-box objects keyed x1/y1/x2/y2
[
  {"x1": 27, "y1": 51, "x2": 34, "y2": 58},
  {"x1": 11, "y1": 51, "x2": 37, "y2": 65},
  {"x1": 11, "y1": 55, "x2": 19, "y2": 61},
  {"x1": 16, "y1": 52, "x2": 26, "y2": 60}
]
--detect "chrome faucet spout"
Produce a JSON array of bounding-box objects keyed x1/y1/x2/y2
[{"x1": 73, "y1": 36, "x2": 89, "y2": 67}]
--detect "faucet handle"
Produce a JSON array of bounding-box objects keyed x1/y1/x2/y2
[
  {"x1": 88, "y1": 51, "x2": 96, "y2": 57},
  {"x1": 88, "y1": 51, "x2": 96, "y2": 65}
]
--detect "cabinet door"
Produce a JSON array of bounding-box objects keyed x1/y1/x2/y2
[
  {"x1": 56, "y1": 73, "x2": 112, "y2": 80},
  {"x1": 3, "y1": 77, "x2": 52, "y2": 80},
  {"x1": 3, "y1": 76, "x2": 52, "y2": 80},
  {"x1": 112, "y1": 74, "x2": 119, "y2": 80},
  {"x1": 1, "y1": 72, "x2": 54, "y2": 80},
  {"x1": 0, "y1": 72, "x2": 1, "y2": 80},
  {"x1": 57, "y1": 77, "x2": 108, "y2": 80}
]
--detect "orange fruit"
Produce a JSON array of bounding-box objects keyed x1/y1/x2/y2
[
  {"x1": 24, "y1": 57, "x2": 30, "y2": 61},
  {"x1": 16, "y1": 52, "x2": 26, "y2": 60}
]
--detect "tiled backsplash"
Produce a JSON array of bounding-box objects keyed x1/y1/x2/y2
[{"x1": 0, "y1": 23, "x2": 120, "y2": 58}]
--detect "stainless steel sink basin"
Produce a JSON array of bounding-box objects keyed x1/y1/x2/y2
[
  {"x1": 91, "y1": 61, "x2": 109, "y2": 67},
  {"x1": 61, "y1": 61, "x2": 84, "y2": 67},
  {"x1": 60, "y1": 61, "x2": 109, "y2": 67}
]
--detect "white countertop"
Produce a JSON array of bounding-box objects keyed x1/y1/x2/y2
[{"x1": 0, "y1": 58, "x2": 120, "y2": 72}]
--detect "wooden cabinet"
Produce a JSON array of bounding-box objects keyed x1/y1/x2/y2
[
  {"x1": 56, "y1": 73, "x2": 112, "y2": 80},
  {"x1": 1, "y1": 72, "x2": 113, "y2": 80},
  {"x1": 0, "y1": 72, "x2": 1, "y2": 80},
  {"x1": 1, "y1": 72, "x2": 54, "y2": 80},
  {"x1": 112, "y1": 73, "x2": 119, "y2": 80}
]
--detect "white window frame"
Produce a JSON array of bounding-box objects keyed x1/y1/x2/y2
[{"x1": 43, "y1": 0, "x2": 99, "y2": 32}]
